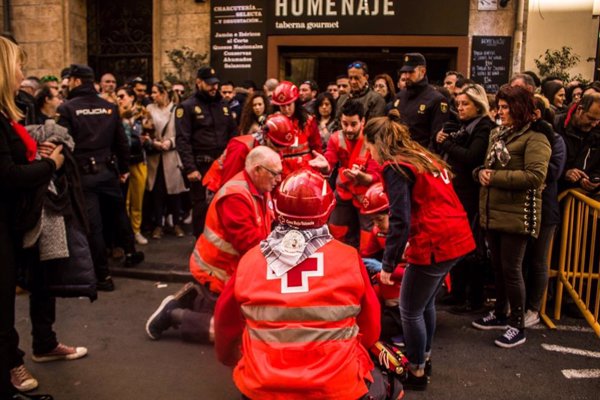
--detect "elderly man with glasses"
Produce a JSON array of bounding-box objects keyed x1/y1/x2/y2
[
  {"x1": 145, "y1": 146, "x2": 281, "y2": 344},
  {"x1": 335, "y1": 60, "x2": 386, "y2": 122}
]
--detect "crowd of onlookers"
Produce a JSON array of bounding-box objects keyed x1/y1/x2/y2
[{"x1": 4, "y1": 32, "x2": 600, "y2": 398}]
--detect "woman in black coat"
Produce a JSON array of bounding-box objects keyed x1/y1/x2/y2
[
  {"x1": 435, "y1": 83, "x2": 496, "y2": 313},
  {"x1": 0, "y1": 36, "x2": 62, "y2": 400}
]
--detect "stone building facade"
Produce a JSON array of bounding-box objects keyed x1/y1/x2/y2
[{"x1": 1, "y1": 0, "x2": 598, "y2": 88}]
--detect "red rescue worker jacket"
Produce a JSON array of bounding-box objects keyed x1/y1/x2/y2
[
  {"x1": 388, "y1": 160, "x2": 475, "y2": 265},
  {"x1": 325, "y1": 131, "x2": 381, "y2": 208},
  {"x1": 215, "y1": 239, "x2": 380, "y2": 400},
  {"x1": 280, "y1": 116, "x2": 322, "y2": 177},
  {"x1": 202, "y1": 135, "x2": 258, "y2": 192},
  {"x1": 190, "y1": 171, "x2": 273, "y2": 293}
]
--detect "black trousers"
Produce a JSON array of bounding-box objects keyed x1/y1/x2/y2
[
  {"x1": 81, "y1": 169, "x2": 135, "y2": 279},
  {"x1": 0, "y1": 224, "x2": 18, "y2": 397},
  {"x1": 190, "y1": 162, "x2": 213, "y2": 238}
]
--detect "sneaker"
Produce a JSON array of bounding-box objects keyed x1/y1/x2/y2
[
  {"x1": 524, "y1": 309, "x2": 540, "y2": 328},
  {"x1": 173, "y1": 225, "x2": 185, "y2": 238},
  {"x1": 391, "y1": 334, "x2": 405, "y2": 347},
  {"x1": 96, "y1": 276, "x2": 115, "y2": 292},
  {"x1": 152, "y1": 226, "x2": 163, "y2": 239},
  {"x1": 472, "y1": 311, "x2": 509, "y2": 331},
  {"x1": 494, "y1": 326, "x2": 526, "y2": 348},
  {"x1": 125, "y1": 251, "x2": 145, "y2": 267},
  {"x1": 146, "y1": 295, "x2": 178, "y2": 340},
  {"x1": 134, "y1": 232, "x2": 148, "y2": 245},
  {"x1": 10, "y1": 365, "x2": 38, "y2": 392},
  {"x1": 32, "y1": 343, "x2": 88, "y2": 363}
]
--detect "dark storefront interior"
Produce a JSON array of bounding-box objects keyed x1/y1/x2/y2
[{"x1": 279, "y1": 46, "x2": 459, "y2": 90}]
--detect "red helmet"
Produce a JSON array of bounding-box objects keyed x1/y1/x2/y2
[
  {"x1": 275, "y1": 169, "x2": 336, "y2": 229},
  {"x1": 360, "y1": 183, "x2": 389, "y2": 215},
  {"x1": 271, "y1": 81, "x2": 299, "y2": 106},
  {"x1": 263, "y1": 114, "x2": 295, "y2": 147}
]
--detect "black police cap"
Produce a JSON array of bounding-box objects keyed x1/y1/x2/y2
[
  {"x1": 399, "y1": 53, "x2": 426, "y2": 73},
  {"x1": 67, "y1": 64, "x2": 95, "y2": 80},
  {"x1": 197, "y1": 66, "x2": 220, "y2": 84}
]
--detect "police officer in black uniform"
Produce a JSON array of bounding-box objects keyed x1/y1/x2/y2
[
  {"x1": 58, "y1": 64, "x2": 144, "y2": 291},
  {"x1": 175, "y1": 66, "x2": 237, "y2": 237},
  {"x1": 390, "y1": 53, "x2": 449, "y2": 149}
]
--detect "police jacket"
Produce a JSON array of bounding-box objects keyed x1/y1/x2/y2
[
  {"x1": 175, "y1": 90, "x2": 237, "y2": 174},
  {"x1": 57, "y1": 83, "x2": 129, "y2": 173},
  {"x1": 391, "y1": 77, "x2": 449, "y2": 148}
]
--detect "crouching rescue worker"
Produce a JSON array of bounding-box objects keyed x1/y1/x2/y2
[
  {"x1": 214, "y1": 169, "x2": 401, "y2": 400},
  {"x1": 144, "y1": 146, "x2": 280, "y2": 342}
]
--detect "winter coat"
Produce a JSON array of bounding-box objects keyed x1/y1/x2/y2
[
  {"x1": 146, "y1": 103, "x2": 187, "y2": 194},
  {"x1": 478, "y1": 123, "x2": 551, "y2": 238},
  {"x1": 440, "y1": 115, "x2": 495, "y2": 220}
]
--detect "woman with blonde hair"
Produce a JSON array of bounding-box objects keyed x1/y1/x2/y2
[
  {"x1": 364, "y1": 110, "x2": 475, "y2": 391},
  {"x1": 0, "y1": 35, "x2": 60, "y2": 400},
  {"x1": 434, "y1": 83, "x2": 496, "y2": 313}
]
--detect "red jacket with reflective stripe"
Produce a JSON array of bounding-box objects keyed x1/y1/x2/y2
[
  {"x1": 390, "y1": 161, "x2": 475, "y2": 265},
  {"x1": 280, "y1": 116, "x2": 322, "y2": 178},
  {"x1": 189, "y1": 171, "x2": 273, "y2": 293},
  {"x1": 216, "y1": 239, "x2": 380, "y2": 400},
  {"x1": 325, "y1": 131, "x2": 381, "y2": 207}
]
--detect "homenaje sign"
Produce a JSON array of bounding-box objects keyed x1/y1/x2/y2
[
  {"x1": 211, "y1": 1, "x2": 267, "y2": 86},
  {"x1": 267, "y1": 0, "x2": 469, "y2": 35},
  {"x1": 470, "y1": 36, "x2": 512, "y2": 94}
]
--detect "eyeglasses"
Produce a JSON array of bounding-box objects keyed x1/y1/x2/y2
[{"x1": 259, "y1": 165, "x2": 282, "y2": 178}]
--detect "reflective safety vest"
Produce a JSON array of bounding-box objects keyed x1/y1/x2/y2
[
  {"x1": 331, "y1": 131, "x2": 372, "y2": 207},
  {"x1": 385, "y1": 160, "x2": 475, "y2": 265},
  {"x1": 280, "y1": 117, "x2": 315, "y2": 178},
  {"x1": 202, "y1": 135, "x2": 257, "y2": 192},
  {"x1": 233, "y1": 240, "x2": 374, "y2": 400},
  {"x1": 190, "y1": 172, "x2": 273, "y2": 293}
]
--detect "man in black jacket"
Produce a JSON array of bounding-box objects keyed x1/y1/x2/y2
[
  {"x1": 58, "y1": 64, "x2": 143, "y2": 291},
  {"x1": 390, "y1": 53, "x2": 449, "y2": 149},
  {"x1": 176, "y1": 66, "x2": 237, "y2": 237},
  {"x1": 554, "y1": 93, "x2": 600, "y2": 196}
]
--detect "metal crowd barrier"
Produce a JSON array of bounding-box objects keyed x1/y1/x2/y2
[{"x1": 540, "y1": 189, "x2": 600, "y2": 338}]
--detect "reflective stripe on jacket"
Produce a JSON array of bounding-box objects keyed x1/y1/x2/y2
[
  {"x1": 189, "y1": 172, "x2": 272, "y2": 293},
  {"x1": 232, "y1": 240, "x2": 374, "y2": 400}
]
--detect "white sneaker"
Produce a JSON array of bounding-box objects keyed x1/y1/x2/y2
[
  {"x1": 135, "y1": 232, "x2": 148, "y2": 245},
  {"x1": 10, "y1": 364, "x2": 38, "y2": 392},
  {"x1": 524, "y1": 309, "x2": 540, "y2": 328}
]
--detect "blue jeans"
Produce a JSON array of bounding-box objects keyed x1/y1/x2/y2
[{"x1": 400, "y1": 257, "x2": 460, "y2": 369}]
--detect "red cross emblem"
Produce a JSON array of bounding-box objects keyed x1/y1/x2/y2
[{"x1": 267, "y1": 253, "x2": 324, "y2": 293}]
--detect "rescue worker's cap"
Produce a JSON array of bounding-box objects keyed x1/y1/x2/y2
[
  {"x1": 360, "y1": 183, "x2": 389, "y2": 215},
  {"x1": 263, "y1": 114, "x2": 295, "y2": 147},
  {"x1": 197, "y1": 66, "x2": 220, "y2": 84},
  {"x1": 270, "y1": 81, "x2": 299, "y2": 106},
  {"x1": 399, "y1": 53, "x2": 426, "y2": 72},
  {"x1": 275, "y1": 169, "x2": 336, "y2": 229},
  {"x1": 66, "y1": 64, "x2": 95, "y2": 80}
]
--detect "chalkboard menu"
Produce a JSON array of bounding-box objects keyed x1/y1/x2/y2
[
  {"x1": 211, "y1": 1, "x2": 267, "y2": 86},
  {"x1": 470, "y1": 36, "x2": 512, "y2": 94}
]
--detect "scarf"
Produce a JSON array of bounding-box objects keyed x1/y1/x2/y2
[
  {"x1": 260, "y1": 225, "x2": 333, "y2": 277},
  {"x1": 11, "y1": 120, "x2": 37, "y2": 162}
]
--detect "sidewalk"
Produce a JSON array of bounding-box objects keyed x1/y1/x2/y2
[{"x1": 110, "y1": 225, "x2": 195, "y2": 283}]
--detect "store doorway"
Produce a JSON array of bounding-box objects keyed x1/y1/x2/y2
[{"x1": 279, "y1": 46, "x2": 458, "y2": 91}]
